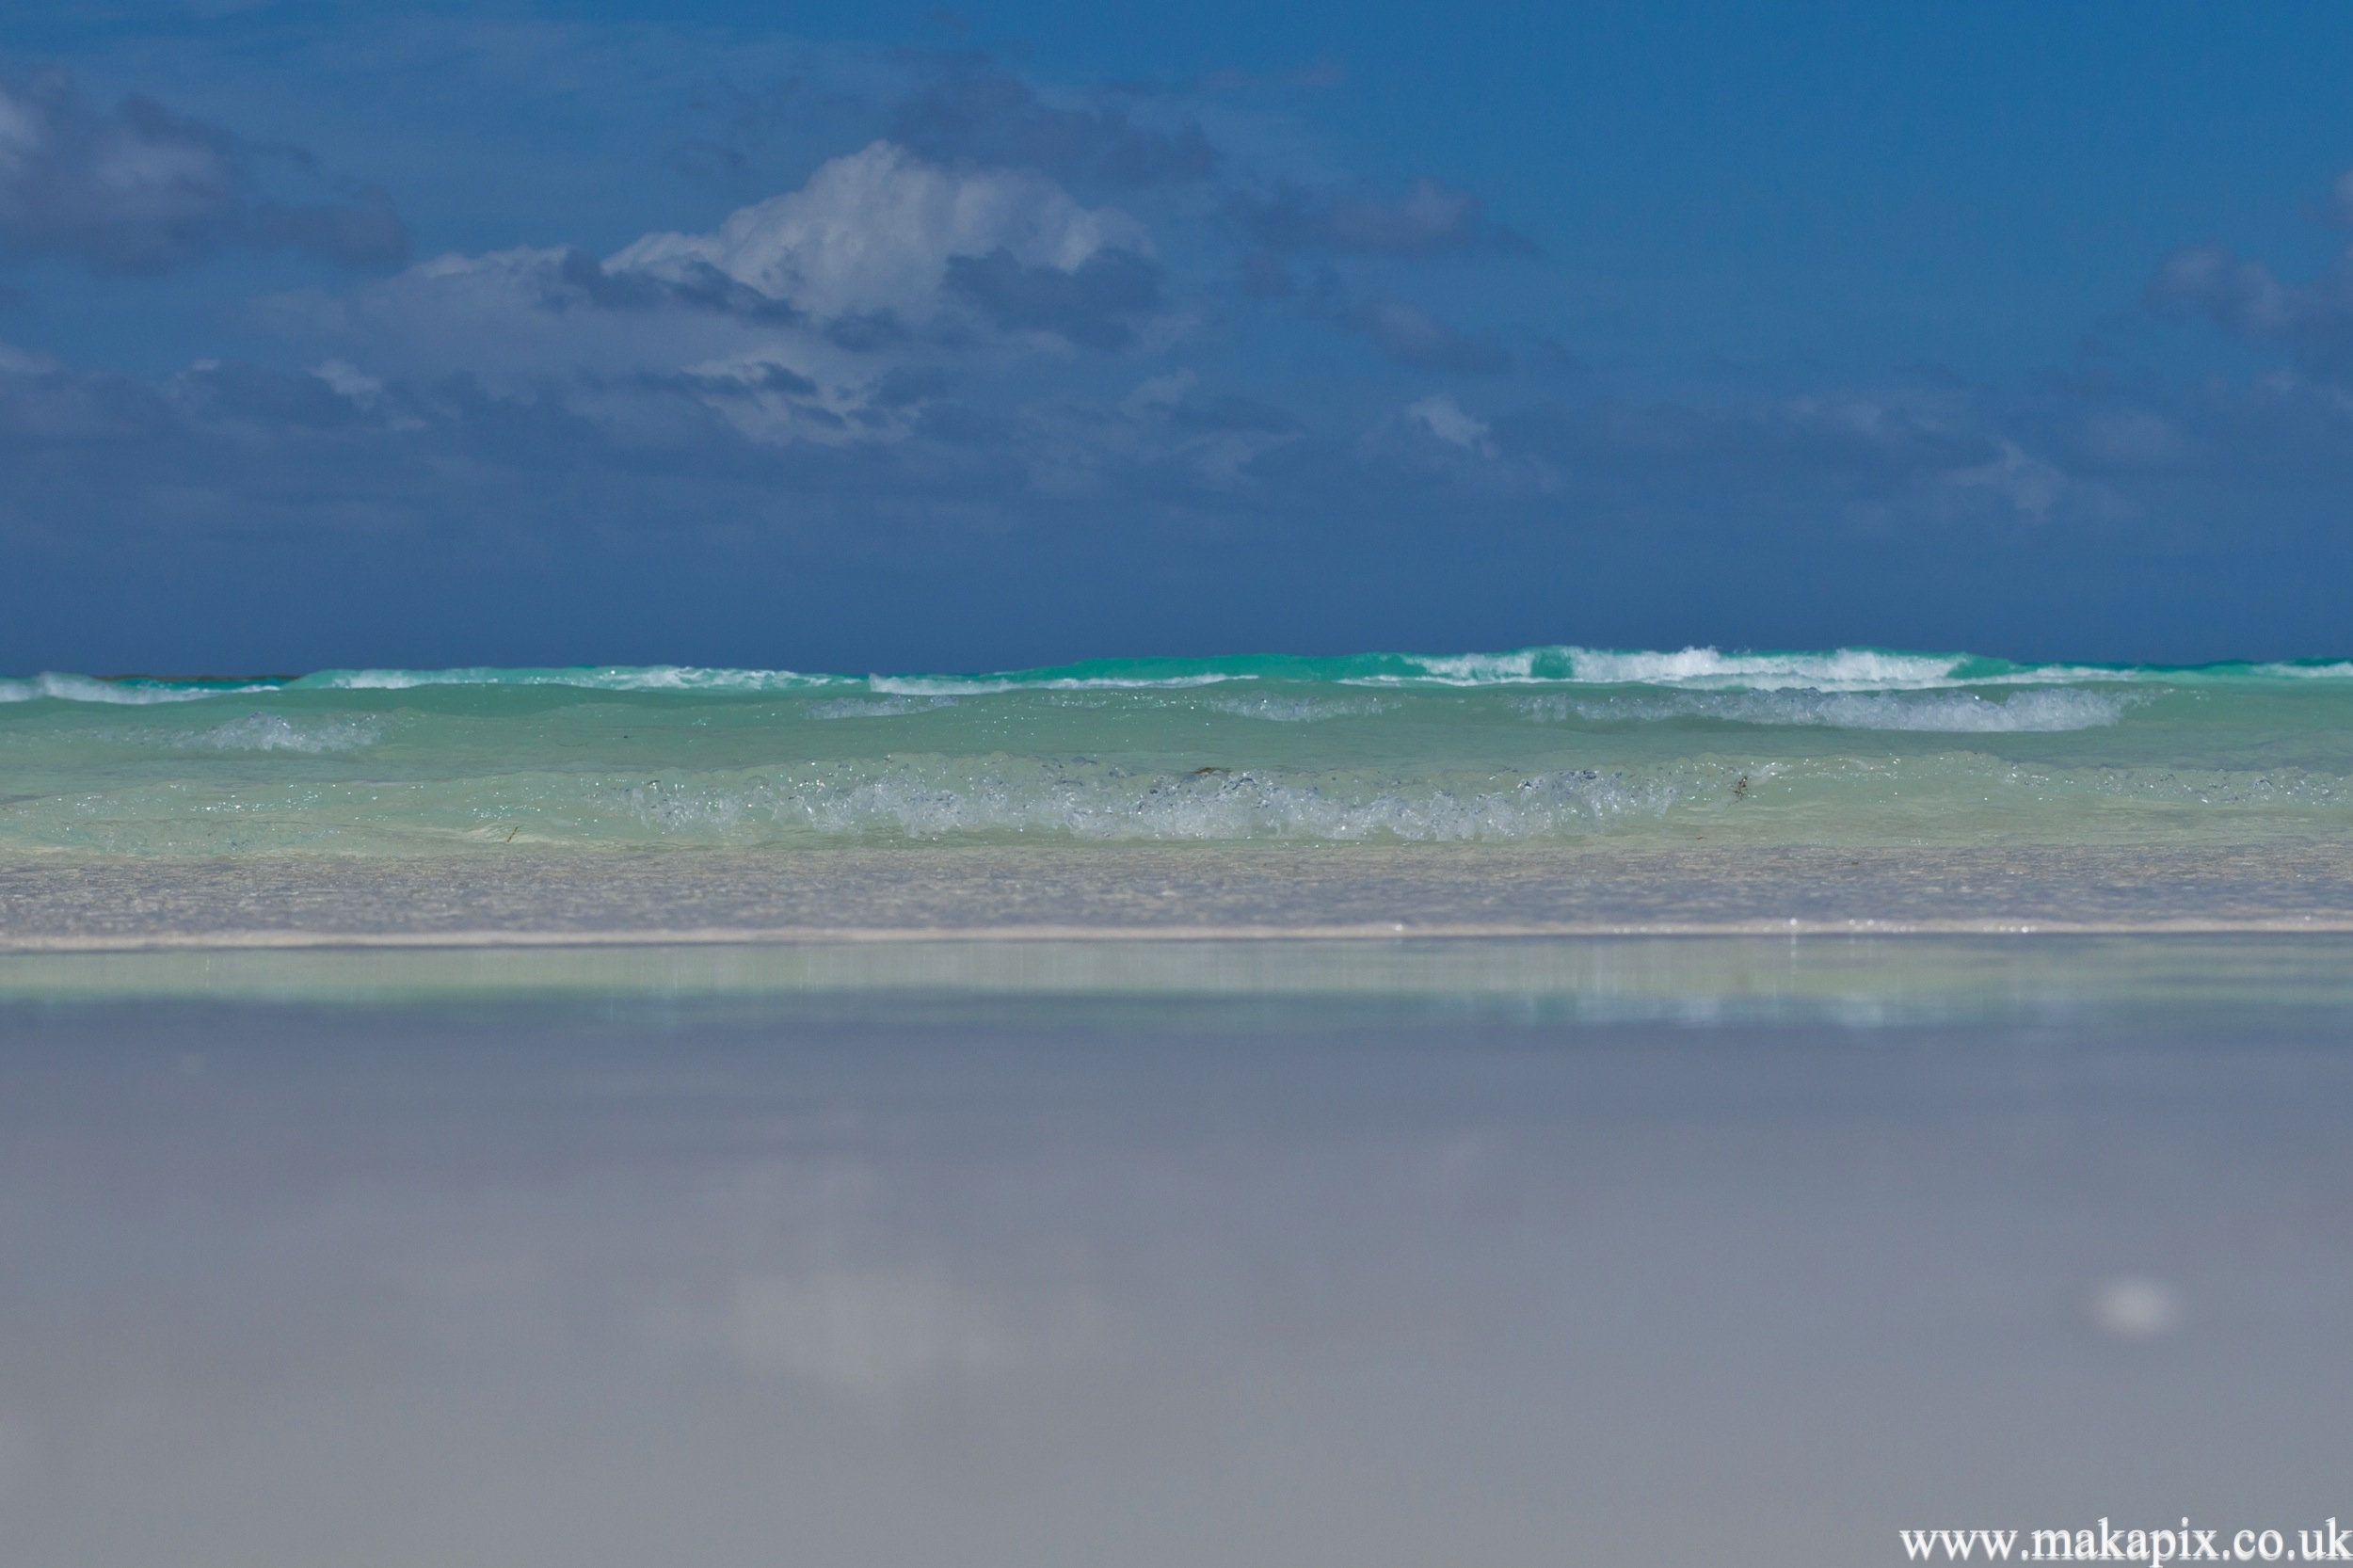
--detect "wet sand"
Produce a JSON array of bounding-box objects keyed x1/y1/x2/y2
[
  {"x1": 8, "y1": 843, "x2": 2351, "y2": 1564},
  {"x1": 7, "y1": 840, "x2": 2353, "y2": 948},
  {"x1": 2, "y1": 986, "x2": 2349, "y2": 1566}
]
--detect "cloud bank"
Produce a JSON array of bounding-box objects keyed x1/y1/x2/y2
[
  {"x1": 1, "y1": 51, "x2": 2350, "y2": 670},
  {"x1": 0, "y1": 72, "x2": 407, "y2": 274}
]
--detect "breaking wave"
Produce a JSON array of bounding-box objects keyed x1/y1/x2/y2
[
  {"x1": 1523, "y1": 688, "x2": 2133, "y2": 733},
  {"x1": 0, "y1": 673, "x2": 233, "y2": 705},
  {"x1": 8, "y1": 647, "x2": 2353, "y2": 704},
  {"x1": 4, "y1": 644, "x2": 2350, "y2": 857},
  {"x1": 288, "y1": 664, "x2": 843, "y2": 695}
]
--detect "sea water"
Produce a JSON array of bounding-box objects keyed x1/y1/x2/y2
[{"x1": 2, "y1": 646, "x2": 2348, "y2": 858}]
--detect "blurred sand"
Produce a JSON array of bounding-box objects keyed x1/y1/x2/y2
[{"x1": 7, "y1": 840, "x2": 2353, "y2": 948}]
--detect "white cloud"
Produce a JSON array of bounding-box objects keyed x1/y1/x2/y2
[
  {"x1": 610, "y1": 139, "x2": 1150, "y2": 324},
  {"x1": 1946, "y1": 438, "x2": 2066, "y2": 519},
  {"x1": 1119, "y1": 367, "x2": 1195, "y2": 417},
  {"x1": 270, "y1": 140, "x2": 1158, "y2": 446},
  {"x1": 1404, "y1": 392, "x2": 1495, "y2": 455}
]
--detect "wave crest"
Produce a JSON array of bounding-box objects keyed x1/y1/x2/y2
[
  {"x1": 11, "y1": 647, "x2": 2353, "y2": 702},
  {"x1": 290, "y1": 664, "x2": 843, "y2": 694},
  {"x1": 1524, "y1": 688, "x2": 2132, "y2": 733},
  {"x1": 0, "y1": 674, "x2": 228, "y2": 705}
]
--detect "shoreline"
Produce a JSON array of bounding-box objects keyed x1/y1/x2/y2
[
  {"x1": 9, "y1": 914, "x2": 2353, "y2": 953},
  {"x1": 7, "y1": 841, "x2": 2353, "y2": 952},
  {"x1": 8, "y1": 931, "x2": 2353, "y2": 1016}
]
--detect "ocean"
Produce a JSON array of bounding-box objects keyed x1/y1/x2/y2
[
  {"x1": 2, "y1": 646, "x2": 2348, "y2": 858},
  {"x1": 6, "y1": 644, "x2": 2350, "y2": 943}
]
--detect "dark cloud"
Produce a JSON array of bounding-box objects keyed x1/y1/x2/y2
[
  {"x1": 0, "y1": 72, "x2": 409, "y2": 275},
  {"x1": 944, "y1": 246, "x2": 1161, "y2": 350},
  {"x1": 552, "y1": 248, "x2": 802, "y2": 323},
  {"x1": 1335, "y1": 296, "x2": 1512, "y2": 374},
  {"x1": 5, "y1": 345, "x2": 2350, "y2": 671},
  {"x1": 889, "y1": 63, "x2": 1218, "y2": 186},
  {"x1": 824, "y1": 311, "x2": 911, "y2": 352},
  {"x1": 912, "y1": 397, "x2": 1015, "y2": 445},
  {"x1": 872, "y1": 365, "x2": 952, "y2": 407},
  {"x1": 1228, "y1": 178, "x2": 1530, "y2": 257},
  {"x1": 2145, "y1": 242, "x2": 2353, "y2": 378},
  {"x1": 672, "y1": 362, "x2": 821, "y2": 399}
]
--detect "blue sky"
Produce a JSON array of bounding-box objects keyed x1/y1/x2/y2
[{"x1": 5, "y1": 0, "x2": 2352, "y2": 672}]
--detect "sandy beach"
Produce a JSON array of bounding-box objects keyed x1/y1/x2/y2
[
  {"x1": 3, "y1": 951, "x2": 2349, "y2": 1567},
  {"x1": 8, "y1": 840, "x2": 2353, "y2": 949}
]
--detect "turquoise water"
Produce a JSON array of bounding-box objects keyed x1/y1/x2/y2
[{"x1": 4, "y1": 646, "x2": 2350, "y2": 856}]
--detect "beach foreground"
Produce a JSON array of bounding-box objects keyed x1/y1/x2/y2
[{"x1": 2, "y1": 935, "x2": 2349, "y2": 1566}]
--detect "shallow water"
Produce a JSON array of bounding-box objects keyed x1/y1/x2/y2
[
  {"x1": 3, "y1": 948, "x2": 2349, "y2": 1567},
  {"x1": 5, "y1": 646, "x2": 2349, "y2": 857}
]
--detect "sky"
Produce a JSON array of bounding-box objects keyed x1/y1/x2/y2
[{"x1": 4, "y1": 0, "x2": 2353, "y2": 673}]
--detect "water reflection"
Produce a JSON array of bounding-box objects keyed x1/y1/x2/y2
[{"x1": 1, "y1": 984, "x2": 2349, "y2": 1565}]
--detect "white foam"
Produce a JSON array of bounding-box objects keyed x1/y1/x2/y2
[
  {"x1": 295, "y1": 665, "x2": 841, "y2": 694},
  {"x1": 191, "y1": 714, "x2": 383, "y2": 754},
  {"x1": 1340, "y1": 647, "x2": 2022, "y2": 691},
  {"x1": 1526, "y1": 688, "x2": 2132, "y2": 733},
  {"x1": 1203, "y1": 696, "x2": 1389, "y2": 722},
  {"x1": 0, "y1": 674, "x2": 228, "y2": 705},
  {"x1": 808, "y1": 696, "x2": 960, "y2": 719},
  {"x1": 1562, "y1": 648, "x2": 1974, "y2": 691},
  {"x1": 2248, "y1": 661, "x2": 2353, "y2": 680},
  {"x1": 1337, "y1": 647, "x2": 2164, "y2": 692},
  {"x1": 1392, "y1": 649, "x2": 1545, "y2": 684},
  {"x1": 622, "y1": 763, "x2": 1673, "y2": 843},
  {"x1": 867, "y1": 673, "x2": 1245, "y2": 696}
]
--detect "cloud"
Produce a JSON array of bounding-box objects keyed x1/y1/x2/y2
[
  {"x1": 607, "y1": 140, "x2": 1150, "y2": 326},
  {"x1": 8, "y1": 40, "x2": 2348, "y2": 670},
  {"x1": 1229, "y1": 177, "x2": 1529, "y2": 257},
  {"x1": 0, "y1": 72, "x2": 408, "y2": 275},
  {"x1": 278, "y1": 141, "x2": 1165, "y2": 444},
  {"x1": 1101, "y1": 366, "x2": 1303, "y2": 484},
  {"x1": 11, "y1": 328, "x2": 2353, "y2": 676},
  {"x1": 1944, "y1": 437, "x2": 2068, "y2": 520},
  {"x1": 1403, "y1": 393, "x2": 1495, "y2": 455},
  {"x1": 942, "y1": 246, "x2": 1160, "y2": 349},
  {"x1": 2144, "y1": 241, "x2": 2353, "y2": 378},
  {"x1": 1238, "y1": 176, "x2": 1529, "y2": 369},
  {"x1": 888, "y1": 62, "x2": 1219, "y2": 187},
  {"x1": 1335, "y1": 295, "x2": 1511, "y2": 374}
]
